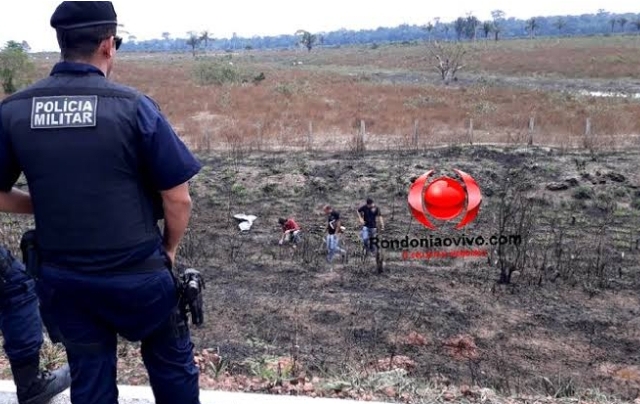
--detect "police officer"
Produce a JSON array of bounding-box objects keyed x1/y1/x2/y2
[{"x1": 0, "y1": 2, "x2": 202, "y2": 404}]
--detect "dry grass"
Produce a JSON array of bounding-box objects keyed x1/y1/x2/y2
[
  {"x1": 274, "y1": 36, "x2": 640, "y2": 79},
  {"x1": 472, "y1": 38, "x2": 640, "y2": 79},
  {"x1": 23, "y1": 350, "x2": 640, "y2": 403},
  {"x1": 0, "y1": 338, "x2": 629, "y2": 404},
  {"x1": 6, "y1": 36, "x2": 640, "y2": 152},
  {"x1": 57, "y1": 55, "x2": 640, "y2": 151}
]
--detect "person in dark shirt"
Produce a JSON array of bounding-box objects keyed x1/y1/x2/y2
[
  {"x1": 278, "y1": 217, "x2": 301, "y2": 248},
  {"x1": 324, "y1": 205, "x2": 346, "y2": 263},
  {"x1": 0, "y1": 2, "x2": 201, "y2": 403},
  {"x1": 357, "y1": 198, "x2": 385, "y2": 253}
]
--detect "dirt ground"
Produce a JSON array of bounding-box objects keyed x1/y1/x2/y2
[
  {"x1": 1, "y1": 145, "x2": 638, "y2": 402},
  {"x1": 164, "y1": 145, "x2": 640, "y2": 401}
]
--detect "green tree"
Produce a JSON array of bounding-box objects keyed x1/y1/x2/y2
[
  {"x1": 186, "y1": 31, "x2": 201, "y2": 57},
  {"x1": 464, "y1": 14, "x2": 479, "y2": 40},
  {"x1": 0, "y1": 40, "x2": 35, "y2": 94},
  {"x1": 618, "y1": 17, "x2": 628, "y2": 31},
  {"x1": 422, "y1": 22, "x2": 434, "y2": 42},
  {"x1": 295, "y1": 30, "x2": 317, "y2": 52},
  {"x1": 454, "y1": 17, "x2": 465, "y2": 41},
  {"x1": 554, "y1": 17, "x2": 567, "y2": 35},
  {"x1": 482, "y1": 21, "x2": 493, "y2": 39},
  {"x1": 441, "y1": 23, "x2": 450, "y2": 40},
  {"x1": 200, "y1": 30, "x2": 212, "y2": 49},
  {"x1": 491, "y1": 10, "x2": 505, "y2": 41},
  {"x1": 526, "y1": 18, "x2": 539, "y2": 38},
  {"x1": 4, "y1": 41, "x2": 22, "y2": 51}
]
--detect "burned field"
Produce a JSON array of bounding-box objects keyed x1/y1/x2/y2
[{"x1": 172, "y1": 145, "x2": 640, "y2": 400}]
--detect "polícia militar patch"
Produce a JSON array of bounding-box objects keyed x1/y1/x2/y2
[{"x1": 30, "y1": 95, "x2": 98, "y2": 129}]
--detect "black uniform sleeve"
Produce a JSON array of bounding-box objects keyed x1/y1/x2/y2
[{"x1": 136, "y1": 96, "x2": 202, "y2": 191}]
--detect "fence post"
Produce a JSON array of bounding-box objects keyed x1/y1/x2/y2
[
  {"x1": 307, "y1": 121, "x2": 313, "y2": 152},
  {"x1": 257, "y1": 122, "x2": 263, "y2": 152},
  {"x1": 585, "y1": 117, "x2": 591, "y2": 136},
  {"x1": 528, "y1": 116, "x2": 535, "y2": 146},
  {"x1": 584, "y1": 117, "x2": 592, "y2": 149},
  {"x1": 358, "y1": 119, "x2": 366, "y2": 152},
  {"x1": 412, "y1": 119, "x2": 419, "y2": 147},
  {"x1": 468, "y1": 118, "x2": 474, "y2": 145}
]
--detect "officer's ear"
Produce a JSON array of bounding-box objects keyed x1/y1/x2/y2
[{"x1": 99, "y1": 37, "x2": 115, "y2": 59}]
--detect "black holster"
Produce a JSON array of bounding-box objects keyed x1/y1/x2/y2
[
  {"x1": 19, "y1": 229, "x2": 63, "y2": 343},
  {"x1": 168, "y1": 258, "x2": 205, "y2": 327},
  {"x1": 20, "y1": 230, "x2": 40, "y2": 280},
  {"x1": 180, "y1": 268, "x2": 205, "y2": 326}
]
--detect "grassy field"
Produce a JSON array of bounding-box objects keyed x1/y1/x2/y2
[
  {"x1": 2, "y1": 36, "x2": 640, "y2": 403},
  {"x1": 26, "y1": 36, "x2": 640, "y2": 153}
]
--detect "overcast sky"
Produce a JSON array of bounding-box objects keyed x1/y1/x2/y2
[{"x1": 1, "y1": 0, "x2": 637, "y2": 52}]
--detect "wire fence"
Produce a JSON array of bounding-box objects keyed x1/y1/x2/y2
[{"x1": 183, "y1": 117, "x2": 640, "y2": 154}]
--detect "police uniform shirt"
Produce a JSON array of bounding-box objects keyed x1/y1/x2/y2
[{"x1": 0, "y1": 62, "x2": 203, "y2": 271}]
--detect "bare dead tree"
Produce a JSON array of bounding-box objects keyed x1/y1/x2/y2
[
  {"x1": 427, "y1": 41, "x2": 467, "y2": 85},
  {"x1": 491, "y1": 168, "x2": 538, "y2": 285},
  {"x1": 582, "y1": 197, "x2": 618, "y2": 290}
]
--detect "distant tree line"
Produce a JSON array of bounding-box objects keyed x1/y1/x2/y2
[
  {"x1": 19, "y1": 9, "x2": 640, "y2": 54},
  {"x1": 112, "y1": 9, "x2": 640, "y2": 53}
]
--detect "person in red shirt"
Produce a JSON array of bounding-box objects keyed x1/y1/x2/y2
[{"x1": 278, "y1": 217, "x2": 302, "y2": 248}]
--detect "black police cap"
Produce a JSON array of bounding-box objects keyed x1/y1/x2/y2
[{"x1": 50, "y1": 1, "x2": 117, "y2": 30}]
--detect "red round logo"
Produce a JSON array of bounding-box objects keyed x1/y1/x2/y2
[{"x1": 408, "y1": 169, "x2": 482, "y2": 230}]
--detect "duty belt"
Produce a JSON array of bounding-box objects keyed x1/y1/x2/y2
[{"x1": 39, "y1": 256, "x2": 170, "y2": 274}]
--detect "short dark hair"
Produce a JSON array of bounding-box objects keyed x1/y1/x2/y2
[
  {"x1": 278, "y1": 218, "x2": 286, "y2": 225},
  {"x1": 366, "y1": 198, "x2": 374, "y2": 205},
  {"x1": 56, "y1": 24, "x2": 118, "y2": 61}
]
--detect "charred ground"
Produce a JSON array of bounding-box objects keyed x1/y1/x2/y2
[
  {"x1": 172, "y1": 145, "x2": 640, "y2": 400},
  {"x1": 0, "y1": 145, "x2": 638, "y2": 402}
]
